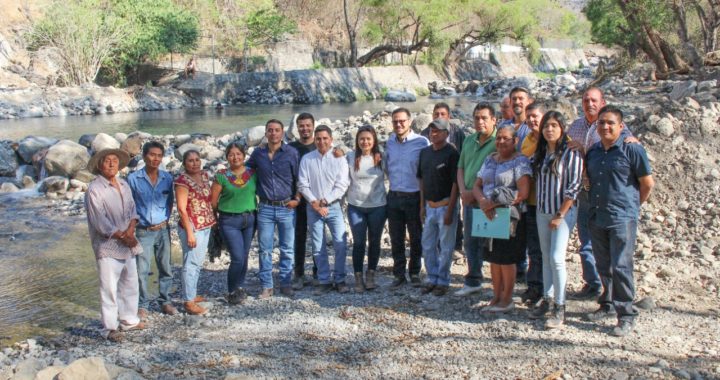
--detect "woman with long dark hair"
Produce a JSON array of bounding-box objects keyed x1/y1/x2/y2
[
  {"x1": 346, "y1": 125, "x2": 386, "y2": 292},
  {"x1": 176, "y1": 149, "x2": 217, "y2": 315},
  {"x1": 529, "y1": 111, "x2": 583, "y2": 329},
  {"x1": 210, "y1": 142, "x2": 257, "y2": 305}
]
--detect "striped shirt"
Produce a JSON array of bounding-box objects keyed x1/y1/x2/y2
[
  {"x1": 85, "y1": 175, "x2": 143, "y2": 260},
  {"x1": 567, "y1": 117, "x2": 634, "y2": 154},
  {"x1": 536, "y1": 148, "x2": 583, "y2": 215}
]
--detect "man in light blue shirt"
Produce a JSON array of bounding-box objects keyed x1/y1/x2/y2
[
  {"x1": 385, "y1": 107, "x2": 430, "y2": 288},
  {"x1": 127, "y1": 141, "x2": 176, "y2": 317},
  {"x1": 298, "y1": 125, "x2": 351, "y2": 294}
]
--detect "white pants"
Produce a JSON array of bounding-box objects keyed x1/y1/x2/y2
[{"x1": 97, "y1": 257, "x2": 140, "y2": 337}]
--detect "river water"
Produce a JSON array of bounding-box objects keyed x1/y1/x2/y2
[{"x1": 0, "y1": 97, "x2": 485, "y2": 346}]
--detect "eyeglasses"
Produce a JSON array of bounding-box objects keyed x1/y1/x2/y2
[
  {"x1": 392, "y1": 119, "x2": 409, "y2": 125},
  {"x1": 496, "y1": 136, "x2": 514, "y2": 142}
]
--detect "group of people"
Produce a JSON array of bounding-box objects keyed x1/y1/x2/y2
[{"x1": 84, "y1": 86, "x2": 654, "y2": 343}]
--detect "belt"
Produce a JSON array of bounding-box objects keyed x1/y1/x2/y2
[
  {"x1": 219, "y1": 210, "x2": 254, "y2": 216},
  {"x1": 427, "y1": 198, "x2": 450, "y2": 208},
  {"x1": 137, "y1": 221, "x2": 168, "y2": 231},
  {"x1": 388, "y1": 190, "x2": 420, "y2": 197},
  {"x1": 260, "y1": 198, "x2": 292, "y2": 207}
]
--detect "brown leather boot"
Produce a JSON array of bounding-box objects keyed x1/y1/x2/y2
[
  {"x1": 184, "y1": 301, "x2": 207, "y2": 316},
  {"x1": 354, "y1": 272, "x2": 365, "y2": 293},
  {"x1": 365, "y1": 270, "x2": 377, "y2": 290}
]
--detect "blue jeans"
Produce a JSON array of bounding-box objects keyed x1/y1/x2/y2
[
  {"x1": 537, "y1": 208, "x2": 576, "y2": 305},
  {"x1": 219, "y1": 212, "x2": 256, "y2": 292},
  {"x1": 257, "y1": 204, "x2": 295, "y2": 289},
  {"x1": 135, "y1": 226, "x2": 173, "y2": 308},
  {"x1": 577, "y1": 191, "x2": 602, "y2": 290},
  {"x1": 525, "y1": 206, "x2": 543, "y2": 291},
  {"x1": 307, "y1": 203, "x2": 347, "y2": 285},
  {"x1": 589, "y1": 218, "x2": 638, "y2": 321},
  {"x1": 348, "y1": 204, "x2": 386, "y2": 273},
  {"x1": 463, "y1": 205, "x2": 484, "y2": 287},
  {"x1": 422, "y1": 202, "x2": 459, "y2": 286},
  {"x1": 178, "y1": 227, "x2": 212, "y2": 302}
]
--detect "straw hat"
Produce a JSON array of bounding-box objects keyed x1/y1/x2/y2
[{"x1": 87, "y1": 148, "x2": 130, "y2": 175}]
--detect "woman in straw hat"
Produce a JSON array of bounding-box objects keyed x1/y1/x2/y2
[{"x1": 85, "y1": 148, "x2": 146, "y2": 342}]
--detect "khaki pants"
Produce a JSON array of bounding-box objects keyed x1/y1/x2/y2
[{"x1": 96, "y1": 257, "x2": 140, "y2": 337}]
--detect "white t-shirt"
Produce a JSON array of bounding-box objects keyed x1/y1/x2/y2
[{"x1": 346, "y1": 152, "x2": 387, "y2": 208}]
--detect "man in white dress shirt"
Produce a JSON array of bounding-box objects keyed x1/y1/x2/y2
[{"x1": 298, "y1": 125, "x2": 351, "y2": 295}]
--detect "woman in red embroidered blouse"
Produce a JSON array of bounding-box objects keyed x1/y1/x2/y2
[{"x1": 175, "y1": 149, "x2": 216, "y2": 315}]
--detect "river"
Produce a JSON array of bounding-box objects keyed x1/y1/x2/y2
[{"x1": 0, "y1": 97, "x2": 485, "y2": 346}]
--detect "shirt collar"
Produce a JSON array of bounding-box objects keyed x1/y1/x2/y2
[{"x1": 394, "y1": 131, "x2": 416, "y2": 143}]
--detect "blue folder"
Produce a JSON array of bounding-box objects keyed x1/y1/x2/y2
[{"x1": 471, "y1": 207, "x2": 511, "y2": 239}]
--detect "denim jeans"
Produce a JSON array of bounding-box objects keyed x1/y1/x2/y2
[
  {"x1": 348, "y1": 204, "x2": 387, "y2": 273},
  {"x1": 462, "y1": 205, "x2": 485, "y2": 287},
  {"x1": 576, "y1": 191, "x2": 602, "y2": 290},
  {"x1": 386, "y1": 192, "x2": 423, "y2": 278},
  {"x1": 178, "y1": 227, "x2": 212, "y2": 301},
  {"x1": 135, "y1": 226, "x2": 173, "y2": 308},
  {"x1": 422, "y1": 202, "x2": 459, "y2": 286},
  {"x1": 294, "y1": 198, "x2": 320, "y2": 278},
  {"x1": 537, "y1": 208, "x2": 576, "y2": 305},
  {"x1": 219, "y1": 212, "x2": 256, "y2": 292},
  {"x1": 525, "y1": 206, "x2": 543, "y2": 291},
  {"x1": 307, "y1": 202, "x2": 347, "y2": 285},
  {"x1": 257, "y1": 204, "x2": 295, "y2": 289},
  {"x1": 589, "y1": 218, "x2": 638, "y2": 320}
]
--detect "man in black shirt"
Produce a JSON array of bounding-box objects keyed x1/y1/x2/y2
[
  {"x1": 420, "y1": 102, "x2": 465, "y2": 253},
  {"x1": 417, "y1": 119, "x2": 460, "y2": 296}
]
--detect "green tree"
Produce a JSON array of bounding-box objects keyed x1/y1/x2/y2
[{"x1": 28, "y1": 0, "x2": 128, "y2": 85}]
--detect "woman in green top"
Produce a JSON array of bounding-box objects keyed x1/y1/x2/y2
[{"x1": 210, "y1": 142, "x2": 257, "y2": 305}]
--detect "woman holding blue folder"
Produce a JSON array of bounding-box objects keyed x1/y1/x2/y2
[{"x1": 473, "y1": 124, "x2": 532, "y2": 313}]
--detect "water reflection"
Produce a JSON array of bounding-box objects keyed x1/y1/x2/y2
[{"x1": 0, "y1": 98, "x2": 484, "y2": 141}]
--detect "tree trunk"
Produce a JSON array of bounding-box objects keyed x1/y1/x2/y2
[
  {"x1": 356, "y1": 40, "x2": 429, "y2": 67},
  {"x1": 343, "y1": 0, "x2": 358, "y2": 67}
]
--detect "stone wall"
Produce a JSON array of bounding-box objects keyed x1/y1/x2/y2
[{"x1": 177, "y1": 65, "x2": 443, "y2": 105}]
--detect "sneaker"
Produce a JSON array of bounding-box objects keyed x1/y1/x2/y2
[
  {"x1": 258, "y1": 288, "x2": 274, "y2": 300},
  {"x1": 569, "y1": 284, "x2": 602, "y2": 300},
  {"x1": 585, "y1": 304, "x2": 617, "y2": 322},
  {"x1": 184, "y1": 301, "x2": 208, "y2": 316},
  {"x1": 279, "y1": 286, "x2": 295, "y2": 297},
  {"x1": 420, "y1": 283, "x2": 436, "y2": 295},
  {"x1": 409, "y1": 275, "x2": 422, "y2": 287},
  {"x1": 432, "y1": 285, "x2": 449, "y2": 297},
  {"x1": 545, "y1": 304, "x2": 565, "y2": 329},
  {"x1": 292, "y1": 276, "x2": 305, "y2": 290},
  {"x1": 390, "y1": 276, "x2": 407, "y2": 289},
  {"x1": 529, "y1": 298, "x2": 551, "y2": 320},
  {"x1": 452, "y1": 284, "x2": 484, "y2": 297},
  {"x1": 611, "y1": 319, "x2": 635, "y2": 337},
  {"x1": 161, "y1": 304, "x2": 178, "y2": 316},
  {"x1": 313, "y1": 284, "x2": 333, "y2": 296},
  {"x1": 336, "y1": 283, "x2": 349, "y2": 294},
  {"x1": 521, "y1": 287, "x2": 542, "y2": 304},
  {"x1": 227, "y1": 288, "x2": 247, "y2": 305}
]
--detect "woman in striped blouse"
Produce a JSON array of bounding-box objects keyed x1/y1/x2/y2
[{"x1": 529, "y1": 111, "x2": 583, "y2": 329}]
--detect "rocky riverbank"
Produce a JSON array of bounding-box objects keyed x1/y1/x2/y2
[{"x1": 1, "y1": 72, "x2": 720, "y2": 379}]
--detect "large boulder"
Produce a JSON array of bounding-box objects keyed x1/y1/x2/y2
[
  {"x1": 670, "y1": 80, "x2": 697, "y2": 101},
  {"x1": 0, "y1": 182, "x2": 19, "y2": 193},
  {"x1": 39, "y1": 176, "x2": 69, "y2": 193},
  {"x1": 44, "y1": 140, "x2": 90, "y2": 177},
  {"x1": 78, "y1": 134, "x2": 96, "y2": 149},
  {"x1": 384, "y1": 90, "x2": 416, "y2": 102},
  {"x1": 91, "y1": 133, "x2": 120, "y2": 152},
  {"x1": 554, "y1": 73, "x2": 577, "y2": 86},
  {"x1": 174, "y1": 143, "x2": 203, "y2": 160},
  {"x1": 0, "y1": 141, "x2": 17, "y2": 177},
  {"x1": 244, "y1": 125, "x2": 266, "y2": 147},
  {"x1": 17, "y1": 136, "x2": 57, "y2": 163},
  {"x1": 411, "y1": 113, "x2": 433, "y2": 133},
  {"x1": 120, "y1": 135, "x2": 144, "y2": 157},
  {"x1": 56, "y1": 357, "x2": 110, "y2": 380}
]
